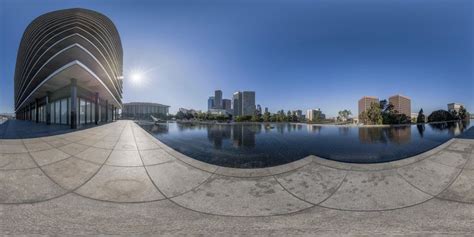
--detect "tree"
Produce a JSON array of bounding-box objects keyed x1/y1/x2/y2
[
  {"x1": 428, "y1": 110, "x2": 454, "y2": 122},
  {"x1": 362, "y1": 102, "x2": 383, "y2": 125},
  {"x1": 262, "y1": 112, "x2": 271, "y2": 122},
  {"x1": 175, "y1": 111, "x2": 185, "y2": 120},
  {"x1": 416, "y1": 109, "x2": 425, "y2": 123},
  {"x1": 458, "y1": 106, "x2": 468, "y2": 120},
  {"x1": 337, "y1": 109, "x2": 352, "y2": 121}
]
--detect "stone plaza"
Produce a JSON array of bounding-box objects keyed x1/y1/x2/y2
[{"x1": 1, "y1": 120, "x2": 473, "y2": 235}]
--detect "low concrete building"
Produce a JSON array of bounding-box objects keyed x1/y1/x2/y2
[
  {"x1": 122, "y1": 102, "x2": 169, "y2": 119},
  {"x1": 447, "y1": 103, "x2": 464, "y2": 113}
]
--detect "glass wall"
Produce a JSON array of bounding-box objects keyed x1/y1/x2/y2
[
  {"x1": 80, "y1": 98, "x2": 86, "y2": 124},
  {"x1": 54, "y1": 100, "x2": 60, "y2": 123},
  {"x1": 61, "y1": 98, "x2": 68, "y2": 124}
]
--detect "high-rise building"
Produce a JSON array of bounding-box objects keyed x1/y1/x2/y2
[
  {"x1": 207, "y1": 96, "x2": 214, "y2": 111},
  {"x1": 264, "y1": 107, "x2": 269, "y2": 113},
  {"x1": 14, "y1": 8, "x2": 123, "y2": 128},
  {"x1": 293, "y1": 110, "x2": 303, "y2": 119},
  {"x1": 214, "y1": 90, "x2": 222, "y2": 109},
  {"x1": 358, "y1": 96, "x2": 379, "y2": 121},
  {"x1": 447, "y1": 103, "x2": 464, "y2": 113},
  {"x1": 256, "y1": 105, "x2": 262, "y2": 115},
  {"x1": 233, "y1": 92, "x2": 242, "y2": 116},
  {"x1": 223, "y1": 99, "x2": 232, "y2": 113},
  {"x1": 306, "y1": 109, "x2": 325, "y2": 122},
  {"x1": 389, "y1": 94, "x2": 411, "y2": 117},
  {"x1": 242, "y1": 91, "x2": 256, "y2": 116},
  {"x1": 232, "y1": 91, "x2": 256, "y2": 116}
]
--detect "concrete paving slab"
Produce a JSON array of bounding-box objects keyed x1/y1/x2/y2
[
  {"x1": 275, "y1": 163, "x2": 346, "y2": 204},
  {"x1": 172, "y1": 175, "x2": 313, "y2": 216},
  {"x1": 136, "y1": 141, "x2": 161, "y2": 150},
  {"x1": 75, "y1": 166, "x2": 165, "y2": 202},
  {"x1": 320, "y1": 170, "x2": 432, "y2": 211},
  {"x1": 106, "y1": 150, "x2": 142, "y2": 166},
  {"x1": 147, "y1": 161, "x2": 212, "y2": 197},
  {"x1": 0, "y1": 153, "x2": 37, "y2": 170},
  {"x1": 447, "y1": 142, "x2": 472, "y2": 152},
  {"x1": 42, "y1": 157, "x2": 101, "y2": 190},
  {"x1": 0, "y1": 144, "x2": 28, "y2": 154},
  {"x1": 30, "y1": 148, "x2": 71, "y2": 166},
  {"x1": 139, "y1": 149, "x2": 174, "y2": 165},
  {"x1": 45, "y1": 138, "x2": 72, "y2": 148},
  {"x1": 24, "y1": 141, "x2": 53, "y2": 152},
  {"x1": 438, "y1": 169, "x2": 474, "y2": 203},
  {"x1": 0, "y1": 168, "x2": 66, "y2": 203},
  {"x1": 397, "y1": 159, "x2": 461, "y2": 195},
  {"x1": 76, "y1": 147, "x2": 112, "y2": 164},
  {"x1": 58, "y1": 143, "x2": 89, "y2": 156},
  {"x1": 426, "y1": 150, "x2": 468, "y2": 168}
]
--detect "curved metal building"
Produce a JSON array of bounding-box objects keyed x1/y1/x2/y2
[{"x1": 14, "y1": 8, "x2": 123, "y2": 128}]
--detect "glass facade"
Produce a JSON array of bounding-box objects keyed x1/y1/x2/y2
[
  {"x1": 61, "y1": 98, "x2": 68, "y2": 124},
  {"x1": 17, "y1": 95, "x2": 116, "y2": 126}
]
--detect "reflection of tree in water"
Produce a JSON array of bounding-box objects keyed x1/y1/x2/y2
[
  {"x1": 207, "y1": 124, "x2": 231, "y2": 149},
  {"x1": 417, "y1": 125, "x2": 425, "y2": 138},
  {"x1": 338, "y1": 127, "x2": 350, "y2": 136},
  {"x1": 429, "y1": 120, "x2": 470, "y2": 136},
  {"x1": 358, "y1": 126, "x2": 411, "y2": 144}
]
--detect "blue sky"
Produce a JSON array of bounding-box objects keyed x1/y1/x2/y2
[{"x1": 1, "y1": 0, "x2": 472, "y2": 117}]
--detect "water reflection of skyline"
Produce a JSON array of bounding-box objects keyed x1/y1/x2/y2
[{"x1": 147, "y1": 120, "x2": 471, "y2": 149}]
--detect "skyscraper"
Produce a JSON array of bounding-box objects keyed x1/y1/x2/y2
[
  {"x1": 242, "y1": 91, "x2": 256, "y2": 116},
  {"x1": 389, "y1": 94, "x2": 411, "y2": 117},
  {"x1": 358, "y1": 96, "x2": 379, "y2": 122},
  {"x1": 214, "y1": 90, "x2": 222, "y2": 109},
  {"x1": 264, "y1": 107, "x2": 269, "y2": 113},
  {"x1": 306, "y1": 109, "x2": 325, "y2": 122},
  {"x1": 233, "y1": 92, "x2": 242, "y2": 116},
  {"x1": 223, "y1": 99, "x2": 232, "y2": 113},
  {"x1": 256, "y1": 104, "x2": 262, "y2": 115},
  {"x1": 207, "y1": 96, "x2": 214, "y2": 111}
]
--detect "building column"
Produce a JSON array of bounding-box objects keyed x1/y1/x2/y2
[
  {"x1": 35, "y1": 99, "x2": 39, "y2": 123},
  {"x1": 70, "y1": 78, "x2": 77, "y2": 129},
  {"x1": 28, "y1": 103, "x2": 32, "y2": 121},
  {"x1": 105, "y1": 100, "x2": 109, "y2": 122},
  {"x1": 45, "y1": 92, "x2": 51, "y2": 125},
  {"x1": 95, "y1": 93, "x2": 99, "y2": 125}
]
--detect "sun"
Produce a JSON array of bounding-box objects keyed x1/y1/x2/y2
[{"x1": 131, "y1": 72, "x2": 143, "y2": 83}]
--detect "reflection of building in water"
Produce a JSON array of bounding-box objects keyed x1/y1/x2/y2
[
  {"x1": 359, "y1": 127, "x2": 386, "y2": 144},
  {"x1": 232, "y1": 125, "x2": 258, "y2": 148},
  {"x1": 358, "y1": 126, "x2": 411, "y2": 144},
  {"x1": 306, "y1": 124, "x2": 322, "y2": 134},
  {"x1": 386, "y1": 126, "x2": 411, "y2": 144},
  {"x1": 207, "y1": 125, "x2": 231, "y2": 149}
]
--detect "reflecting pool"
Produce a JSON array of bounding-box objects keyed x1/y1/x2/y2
[{"x1": 139, "y1": 120, "x2": 472, "y2": 168}]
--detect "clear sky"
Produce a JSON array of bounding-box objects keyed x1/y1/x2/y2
[{"x1": 1, "y1": 0, "x2": 472, "y2": 117}]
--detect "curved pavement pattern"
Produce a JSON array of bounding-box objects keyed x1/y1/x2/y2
[{"x1": 1, "y1": 120, "x2": 473, "y2": 234}]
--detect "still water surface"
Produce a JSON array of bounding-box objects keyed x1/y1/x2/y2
[{"x1": 140, "y1": 120, "x2": 472, "y2": 168}]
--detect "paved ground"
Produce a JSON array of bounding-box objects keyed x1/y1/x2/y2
[{"x1": 1, "y1": 120, "x2": 473, "y2": 235}]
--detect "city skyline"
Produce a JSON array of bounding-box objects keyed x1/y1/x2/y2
[{"x1": 1, "y1": 0, "x2": 473, "y2": 117}]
